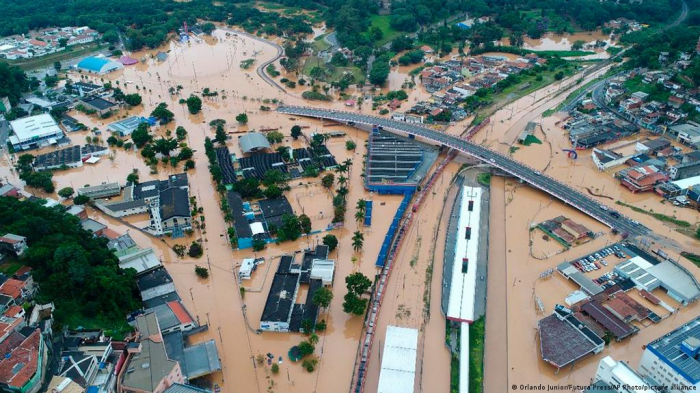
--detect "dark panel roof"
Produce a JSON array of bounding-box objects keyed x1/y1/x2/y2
[
  {"x1": 136, "y1": 267, "x2": 174, "y2": 292},
  {"x1": 160, "y1": 188, "x2": 190, "y2": 220},
  {"x1": 260, "y1": 273, "x2": 298, "y2": 323},
  {"x1": 226, "y1": 191, "x2": 252, "y2": 239}
]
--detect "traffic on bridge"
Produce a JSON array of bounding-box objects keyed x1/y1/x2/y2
[{"x1": 277, "y1": 105, "x2": 650, "y2": 238}]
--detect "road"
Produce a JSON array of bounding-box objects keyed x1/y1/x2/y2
[
  {"x1": 276, "y1": 105, "x2": 651, "y2": 238},
  {"x1": 222, "y1": 28, "x2": 287, "y2": 92}
]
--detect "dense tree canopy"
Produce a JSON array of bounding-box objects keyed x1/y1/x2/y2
[{"x1": 0, "y1": 197, "x2": 140, "y2": 330}]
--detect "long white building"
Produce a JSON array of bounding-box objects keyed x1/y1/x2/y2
[
  {"x1": 445, "y1": 186, "x2": 482, "y2": 324},
  {"x1": 591, "y1": 356, "x2": 651, "y2": 392}
]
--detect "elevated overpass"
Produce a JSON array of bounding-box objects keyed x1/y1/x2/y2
[{"x1": 277, "y1": 105, "x2": 650, "y2": 238}]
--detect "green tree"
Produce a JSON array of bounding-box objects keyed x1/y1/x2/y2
[
  {"x1": 73, "y1": 195, "x2": 90, "y2": 205},
  {"x1": 271, "y1": 364, "x2": 279, "y2": 374},
  {"x1": 345, "y1": 140, "x2": 356, "y2": 150},
  {"x1": 153, "y1": 137, "x2": 178, "y2": 156},
  {"x1": 291, "y1": 125, "x2": 302, "y2": 139},
  {"x1": 263, "y1": 184, "x2": 283, "y2": 199},
  {"x1": 351, "y1": 231, "x2": 364, "y2": 251},
  {"x1": 298, "y1": 341, "x2": 315, "y2": 357},
  {"x1": 266, "y1": 131, "x2": 284, "y2": 144},
  {"x1": 342, "y1": 292, "x2": 368, "y2": 315},
  {"x1": 252, "y1": 238, "x2": 266, "y2": 251},
  {"x1": 151, "y1": 103, "x2": 174, "y2": 123},
  {"x1": 176, "y1": 126, "x2": 187, "y2": 141},
  {"x1": 124, "y1": 93, "x2": 142, "y2": 106},
  {"x1": 369, "y1": 26, "x2": 384, "y2": 42},
  {"x1": 186, "y1": 95, "x2": 202, "y2": 114},
  {"x1": 277, "y1": 213, "x2": 301, "y2": 242},
  {"x1": 312, "y1": 287, "x2": 333, "y2": 308},
  {"x1": 58, "y1": 187, "x2": 74, "y2": 199},
  {"x1": 201, "y1": 22, "x2": 216, "y2": 35},
  {"x1": 126, "y1": 171, "x2": 139, "y2": 184},
  {"x1": 322, "y1": 234, "x2": 338, "y2": 251},
  {"x1": 321, "y1": 173, "x2": 335, "y2": 189},
  {"x1": 232, "y1": 178, "x2": 261, "y2": 199},
  {"x1": 195, "y1": 265, "x2": 209, "y2": 278},
  {"x1": 235, "y1": 112, "x2": 248, "y2": 124},
  {"x1": 215, "y1": 125, "x2": 227, "y2": 145},
  {"x1": 188, "y1": 242, "x2": 203, "y2": 258},
  {"x1": 346, "y1": 272, "x2": 371, "y2": 295},
  {"x1": 53, "y1": 61, "x2": 61, "y2": 71},
  {"x1": 262, "y1": 169, "x2": 287, "y2": 188},
  {"x1": 299, "y1": 214, "x2": 312, "y2": 234},
  {"x1": 131, "y1": 123, "x2": 152, "y2": 148}
]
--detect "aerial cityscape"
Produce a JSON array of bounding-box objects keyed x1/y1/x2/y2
[{"x1": 0, "y1": 0, "x2": 699, "y2": 392}]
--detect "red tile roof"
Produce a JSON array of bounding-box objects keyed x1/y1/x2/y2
[
  {"x1": 28, "y1": 39, "x2": 48, "y2": 47},
  {"x1": 14, "y1": 266, "x2": 32, "y2": 277},
  {"x1": 3, "y1": 305, "x2": 23, "y2": 318},
  {"x1": 0, "y1": 329, "x2": 41, "y2": 388},
  {"x1": 0, "y1": 279, "x2": 25, "y2": 300},
  {"x1": 167, "y1": 301, "x2": 193, "y2": 325}
]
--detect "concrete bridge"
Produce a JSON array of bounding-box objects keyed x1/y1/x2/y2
[{"x1": 277, "y1": 105, "x2": 650, "y2": 238}]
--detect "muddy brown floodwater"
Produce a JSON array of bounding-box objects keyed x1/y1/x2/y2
[{"x1": 468, "y1": 55, "x2": 700, "y2": 390}]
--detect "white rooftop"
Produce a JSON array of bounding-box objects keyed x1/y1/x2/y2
[
  {"x1": 672, "y1": 175, "x2": 700, "y2": 189},
  {"x1": 10, "y1": 113, "x2": 63, "y2": 143},
  {"x1": 377, "y1": 326, "x2": 418, "y2": 393},
  {"x1": 446, "y1": 186, "x2": 482, "y2": 323},
  {"x1": 250, "y1": 222, "x2": 265, "y2": 235},
  {"x1": 239, "y1": 258, "x2": 255, "y2": 279},
  {"x1": 310, "y1": 259, "x2": 335, "y2": 285}
]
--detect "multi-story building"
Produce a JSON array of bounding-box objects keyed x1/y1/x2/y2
[
  {"x1": 637, "y1": 316, "x2": 700, "y2": 392},
  {"x1": 590, "y1": 356, "x2": 651, "y2": 392}
]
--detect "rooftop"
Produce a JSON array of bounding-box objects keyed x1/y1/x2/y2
[
  {"x1": 646, "y1": 316, "x2": 700, "y2": 384},
  {"x1": 260, "y1": 273, "x2": 298, "y2": 323},
  {"x1": 0, "y1": 329, "x2": 41, "y2": 389},
  {"x1": 538, "y1": 312, "x2": 599, "y2": 368},
  {"x1": 10, "y1": 113, "x2": 63, "y2": 143},
  {"x1": 238, "y1": 132, "x2": 271, "y2": 153}
]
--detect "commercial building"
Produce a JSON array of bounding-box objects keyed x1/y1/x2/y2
[
  {"x1": 9, "y1": 114, "x2": 64, "y2": 151},
  {"x1": 637, "y1": 316, "x2": 700, "y2": 391},
  {"x1": 538, "y1": 305, "x2": 605, "y2": 369},
  {"x1": 591, "y1": 356, "x2": 651, "y2": 392},
  {"x1": 615, "y1": 256, "x2": 700, "y2": 306},
  {"x1": 78, "y1": 97, "x2": 118, "y2": 116},
  {"x1": 107, "y1": 116, "x2": 144, "y2": 137},
  {"x1": 377, "y1": 326, "x2": 418, "y2": 393},
  {"x1": 260, "y1": 247, "x2": 329, "y2": 332},
  {"x1": 669, "y1": 161, "x2": 700, "y2": 181},
  {"x1": 117, "y1": 313, "x2": 184, "y2": 393},
  {"x1": 77, "y1": 182, "x2": 121, "y2": 199},
  {"x1": 238, "y1": 132, "x2": 271, "y2": 154},
  {"x1": 76, "y1": 57, "x2": 123, "y2": 74}
]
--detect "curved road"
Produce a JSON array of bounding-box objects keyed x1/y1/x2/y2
[
  {"x1": 277, "y1": 105, "x2": 651, "y2": 238},
  {"x1": 224, "y1": 28, "x2": 287, "y2": 92}
]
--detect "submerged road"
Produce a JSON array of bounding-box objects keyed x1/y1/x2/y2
[{"x1": 277, "y1": 105, "x2": 651, "y2": 238}]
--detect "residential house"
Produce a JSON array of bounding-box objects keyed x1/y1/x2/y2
[{"x1": 0, "y1": 234, "x2": 28, "y2": 257}]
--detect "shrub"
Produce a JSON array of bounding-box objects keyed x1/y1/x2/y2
[{"x1": 195, "y1": 265, "x2": 209, "y2": 278}]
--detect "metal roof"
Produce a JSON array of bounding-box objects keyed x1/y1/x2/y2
[
  {"x1": 377, "y1": 326, "x2": 418, "y2": 393},
  {"x1": 238, "y1": 132, "x2": 271, "y2": 153},
  {"x1": 647, "y1": 316, "x2": 700, "y2": 384}
]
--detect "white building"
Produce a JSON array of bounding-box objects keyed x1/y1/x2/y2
[
  {"x1": 377, "y1": 326, "x2": 418, "y2": 393},
  {"x1": 239, "y1": 258, "x2": 256, "y2": 280},
  {"x1": 9, "y1": 113, "x2": 65, "y2": 151},
  {"x1": 637, "y1": 316, "x2": 700, "y2": 392},
  {"x1": 592, "y1": 356, "x2": 651, "y2": 392},
  {"x1": 309, "y1": 259, "x2": 335, "y2": 286}
]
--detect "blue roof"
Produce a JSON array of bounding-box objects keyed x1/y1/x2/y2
[
  {"x1": 77, "y1": 57, "x2": 111, "y2": 72},
  {"x1": 456, "y1": 22, "x2": 471, "y2": 29}
]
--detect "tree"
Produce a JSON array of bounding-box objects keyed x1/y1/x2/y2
[
  {"x1": 322, "y1": 234, "x2": 338, "y2": 251},
  {"x1": 173, "y1": 244, "x2": 186, "y2": 257},
  {"x1": 126, "y1": 171, "x2": 139, "y2": 184},
  {"x1": 124, "y1": 93, "x2": 142, "y2": 106},
  {"x1": 345, "y1": 272, "x2": 371, "y2": 295},
  {"x1": 73, "y1": 195, "x2": 90, "y2": 205},
  {"x1": 312, "y1": 287, "x2": 333, "y2": 308},
  {"x1": 186, "y1": 95, "x2": 202, "y2": 114},
  {"x1": 266, "y1": 131, "x2": 284, "y2": 144},
  {"x1": 263, "y1": 184, "x2": 283, "y2": 199},
  {"x1": 356, "y1": 199, "x2": 366, "y2": 213},
  {"x1": 58, "y1": 187, "x2": 74, "y2": 199},
  {"x1": 315, "y1": 320, "x2": 327, "y2": 331},
  {"x1": 299, "y1": 214, "x2": 312, "y2": 234},
  {"x1": 342, "y1": 292, "x2": 368, "y2": 315},
  {"x1": 131, "y1": 123, "x2": 152, "y2": 148},
  {"x1": 262, "y1": 169, "x2": 288, "y2": 188},
  {"x1": 151, "y1": 103, "x2": 174, "y2": 123},
  {"x1": 215, "y1": 125, "x2": 227, "y2": 145},
  {"x1": 277, "y1": 213, "x2": 301, "y2": 242},
  {"x1": 298, "y1": 341, "x2": 315, "y2": 357},
  {"x1": 252, "y1": 238, "x2": 266, "y2": 251},
  {"x1": 321, "y1": 173, "x2": 335, "y2": 189},
  {"x1": 201, "y1": 22, "x2": 216, "y2": 35},
  {"x1": 53, "y1": 61, "x2": 61, "y2": 71},
  {"x1": 195, "y1": 265, "x2": 209, "y2": 278},
  {"x1": 153, "y1": 137, "x2": 178, "y2": 156},
  {"x1": 271, "y1": 364, "x2": 280, "y2": 374},
  {"x1": 346, "y1": 140, "x2": 356, "y2": 150},
  {"x1": 351, "y1": 231, "x2": 364, "y2": 251},
  {"x1": 232, "y1": 178, "x2": 261, "y2": 199},
  {"x1": 291, "y1": 125, "x2": 302, "y2": 139},
  {"x1": 184, "y1": 160, "x2": 195, "y2": 170},
  {"x1": 355, "y1": 210, "x2": 365, "y2": 223},
  {"x1": 235, "y1": 112, "x2": 248, "y2": 124},
  {"x1": 302, "y1": 358, "x2": 318, "y2": 372},
  {"x1": 370, "y1": 26, "x2": 384, "y2": 42},
  {"x1": 176, "y1": 126, "x2": 187, "y2": 141},
  {"x1": 178, "y1": 147, "x2": 193, "y2": 161},
  {"x1": 188, "y1": 242, "x2": 203, "y2": 258}
]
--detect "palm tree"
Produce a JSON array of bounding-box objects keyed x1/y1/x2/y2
[
  {"x1": 337, "y1": 186, "x2": 349, "y2": 198},
  {"x1": 352, "y1": 231, "x2": 364, "y2": 252},
  {"x1": 338, "y1": 175, "x2": 348, "y2": 186},
  {"x1": 343, "y1": 158, "x2": 353, "y2": 174},
  {"x1": 356, "y1": 199, "x2": 366, "y2": 214},
  {"x1": 335, "y1": 164, "x2": 348, "y2": 176},
  {"x1": 355, "y1": 210, "x2": 365, "y2": 224},
  {"x1": 309, "y1": 333, "x2": 320, "y2": 345}
]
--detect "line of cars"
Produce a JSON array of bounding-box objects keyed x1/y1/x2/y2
[{"x1": 572, "y1": 245, "x2": 627, "y2": 273}]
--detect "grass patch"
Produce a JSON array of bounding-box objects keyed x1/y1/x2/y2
[
  {"x1": 543, "y1": 71, "x2": 613, "y2": 117},
  {"x1": 623, "y1": 75, "x2": 671, "y2": 103},
  {"x1": 469, "y1": 317, "x2": 486, "y2": 393},
  {"x1": 522, "y1": 134, "x2": 542, "y2": 146},
  {"x1": 302, "y1": 56, "x2": 364, "y2": 83},
  {"x1": 615, "y1": 201, "x2": 691, "y2": 228},
  {"x1": 0, "y1": 261, "x2": 22, "y2": 275},
  {"x1": 1, "y1": 43, "x2": 101, "y2": 71},
  {"x1": 681, "y1": 252, "x2": 700, "y2": 267},
  {"x1": 364, "y1": 15, "x2": 400, "y2": 47},
  {"x1": 477, "y1": 173, "x2": 492, "y2": 186},
  {"x1": 509, "y1": 146, "x2": 520, "y2": 154},
  {"x1": 311, "y1": 34, "x2": 331, "y2": 52}
]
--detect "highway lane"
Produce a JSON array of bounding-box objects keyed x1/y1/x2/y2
[{"x1": 277, "y1": 105, "x2": 651, "y2": 238}]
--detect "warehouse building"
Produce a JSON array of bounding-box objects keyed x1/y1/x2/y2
[
  {"x1": 377, "y1": 326, "x2": 418, "y2": 393},
  {"x1": 615, "y1": 256, "x2": 700, "y2": 306},
  {"x1": 9, "y1": 114, "x2": 65, "y2": 151},
  {"x1": 76, "y1": 56, "x2": 123, "y2": 74}
]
